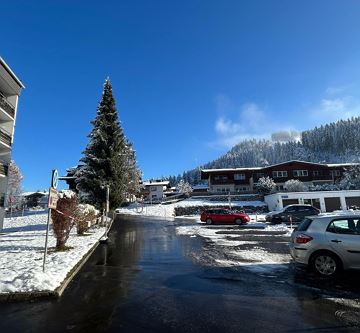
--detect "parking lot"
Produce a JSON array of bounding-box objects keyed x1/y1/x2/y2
[{"x1": 176, "y1": 221, "x2": 360, "y2": 309}]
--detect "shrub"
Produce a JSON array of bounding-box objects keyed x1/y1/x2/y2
[
  {"x1": 51, "y1": 191, "x2": 78, "y2": 251},
  {"x1": 75, "y1": 204, "x2": 99, "y2": 235},
  {"x1": 256, "y1": 177, "x2": 276, "y2": 195},
  {"x1": 284, "y1": 179, "x2": 308, "y2": 192}
]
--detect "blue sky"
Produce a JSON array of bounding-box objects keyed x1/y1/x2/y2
[{"x1": 2, "y1": 0, "x2": 360, "y2": 190}]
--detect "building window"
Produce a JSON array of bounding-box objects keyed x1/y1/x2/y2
[
  {"x1": 214, "y1": 175, "x2": 228, "y2": 181},
  {"x1": 272, "y1": 171, "x2": 288, "y2": 178},
  {"x1": 234, "y1": 173, "x2": 246, "y2": 180},
  {"x1": 330, "y1": 170, "x2": 341, "y2": 177},
  {"x1": 313, "y1": 170, "x2": 320, "y2": 176},
  {"x1": 293, "y1": 170, "x2": 308, "y2": 177},
  {"x1": 150, "y1": 186, "x2": 157, "y2": 192}
]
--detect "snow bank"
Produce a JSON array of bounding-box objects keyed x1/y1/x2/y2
[
  {"x1": 116, "y1": 198, "x2": 267, "y2": 219},
  {"x1": 0, "y1": 213, "x2": 105, "y2": 294}
]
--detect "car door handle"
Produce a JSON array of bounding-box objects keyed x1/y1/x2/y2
[{"x1": 331, "y1": 239, "x2": 342, "y2": 243}]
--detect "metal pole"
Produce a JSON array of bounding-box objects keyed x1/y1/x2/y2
[
  {"x1": 106, "y1": 185, "x2": 110, "y2": 217},
  {"x1": 43, "y1": 170, "x2": 56, "y2": 273},
  {"x1": 43, "y1": 206, "x2": 51, "y2": 272},
  {"x1": 105, "y1": 184, "x2": 110, "y2": 229}
]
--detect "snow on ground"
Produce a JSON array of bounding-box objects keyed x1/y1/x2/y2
[
  {"x1": 0, "y1": 213, "x2": 105, "y2": 294},
  {"x1": 116, "y1": 203, "x2": 174, "y2": 218},
  {"x1": 176, "y1": 224, "x2": 292, "y2": 272},
  {"x1": 116, "y1": 198, "x2": 267, "y2": 220}
]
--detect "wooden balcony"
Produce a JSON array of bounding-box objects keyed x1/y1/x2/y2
[{"x1": 0, "y1": 92, "x2": 15, "y2": 119}]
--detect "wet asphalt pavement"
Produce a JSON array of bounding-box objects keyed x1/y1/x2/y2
[{"x1": 1, "y1": 215, "x2": 360, "y2": 333}]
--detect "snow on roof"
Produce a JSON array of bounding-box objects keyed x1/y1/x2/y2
[
  {"x1": 262, "y1": 160, "x2": 325, "y2": 169},
  {"x1": 326, "y1": 163, "x2": 359, "y2": 167},
  {"x1": 201, "y1": 167, "x2": 263, "y2": 173},
  {"x1": 143, "y1": 181, "x2": 170, "y2": 186},
  {"x1": 22, "y1": 191, "x2": 48, "y2": 197}
]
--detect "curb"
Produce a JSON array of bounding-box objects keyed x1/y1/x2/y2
[
  {"x1": 0, "y1": 232, "x2": 103, "y2": 303},
  {"x1": 55, "y1": 239, "x2": 101, "y2": 297}
]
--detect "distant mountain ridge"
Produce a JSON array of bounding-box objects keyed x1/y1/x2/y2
[{"x1": 169, "y1": 117, "x2": 360, "y2": 186}]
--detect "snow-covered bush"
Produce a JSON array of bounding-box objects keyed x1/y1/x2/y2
[
  {"x1": 339, "y1": 164, "x2": 360, "y2": 190},
  {"x1": 309, "y1": 183, "x2": 340, "y2": 191},
  {"x1": 177, "y1": 180, "x2": 193, "y2": 196},
  {"x1": 51, "y1": 191, "x2": 78, "y2": 251},
  {"x1": 256, "y1": 177, "x2": 276, "y2": 195},
  {"x1": 75, "y1": 204, "x2": 99, "y2": 235},
  {"x1": 284, "y1": 179, "x2": 308, "y2": 192}
]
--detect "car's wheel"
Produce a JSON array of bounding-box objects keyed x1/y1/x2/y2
[
  {"x1": 206, "y1": 218, "x2": 213, "y2": 225},
  {"x1": 235, "y1": 218, "x2": 243, "y2": 225},
  {"x1": 311, "y1": 252, "x2": 342, "y2": 277}
]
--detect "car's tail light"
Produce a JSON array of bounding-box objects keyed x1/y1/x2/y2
[{"x1": 295, "y1": 234, "x2": 313, "y2": 244}]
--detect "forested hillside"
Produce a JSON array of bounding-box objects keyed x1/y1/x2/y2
[{"x1": 169, "y1": 117, "x2": 360, "y2": 186}]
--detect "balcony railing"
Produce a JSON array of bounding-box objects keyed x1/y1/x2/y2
[
  {"x1": 0, "y1": 193, "x2": 5, "y2": 207},
  {"x1": 0, "y1": 129, "x2": 12, "y2": 147},
  {"x1": 0, "y1": 92, "x2": 15, "y2": 118},
  {"x1": 0, "y1": 163, "x2": 8, "y2": 177}
]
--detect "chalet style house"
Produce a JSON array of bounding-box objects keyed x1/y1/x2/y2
[
  {"x1": 0, "y1": 57, "x2": 24, "y2": 230},
  {"x1": 201, "y1": 160, "x2": 357, "y2": 194},
  {"x1": 140, "y1": 180, "x2": 171, "y2": 201}
]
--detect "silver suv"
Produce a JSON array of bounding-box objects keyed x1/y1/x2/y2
[{"x1": 289, "y1": 212, "x2": 360, "y2": 276}]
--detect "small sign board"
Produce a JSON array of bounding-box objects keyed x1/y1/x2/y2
[
  {"x1": 48, "y1": 187, "x2": 58, "y2": 209},
  {"x1": 52, "y1": 169, "x2": 59, "y2": 189}
]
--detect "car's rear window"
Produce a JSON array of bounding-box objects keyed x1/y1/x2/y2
[{"x1": 297, "y1": 218, "x2": 313, "y2": 231}]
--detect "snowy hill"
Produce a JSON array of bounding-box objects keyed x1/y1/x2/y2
[{"x1": 173, "y1": 117, "x2": 360, "y2": 185}]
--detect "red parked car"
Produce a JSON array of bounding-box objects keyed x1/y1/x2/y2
[{"x1": 200, "y1": 208, "x2": 250, "y2": 225}]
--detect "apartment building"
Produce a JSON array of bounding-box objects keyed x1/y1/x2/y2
[
  {"x1": 201, "y1": 160, "x2": 356, "y2": 194},
  {"x1": 0, "y1": 57, "x2": 24, "y2": 229}
]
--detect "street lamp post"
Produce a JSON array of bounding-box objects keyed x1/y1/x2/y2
[{"x1": 100, "y1": 183, "x2": 111, "y2": 243}]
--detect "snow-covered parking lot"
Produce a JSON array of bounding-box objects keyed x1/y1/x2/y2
[
  {"x1": 116, "y1": 198, "x2": 293, "y2": 273},
  {"x1": 176, "y1": 222, "x2": 292, "y2": 273},
  {"x1": 0, "y1": 212, "x2": 105, "y2": 295}
]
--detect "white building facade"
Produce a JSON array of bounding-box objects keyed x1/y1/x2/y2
[
  {"x1": 142, "y1": 181, "x2": 171, "y2": 201},
  {"x1": 265, "y1": 190, "x2": 360, "y2": 213},
  {"x1": 0, "y1": 57, "x2": 24, "y2": 230}
]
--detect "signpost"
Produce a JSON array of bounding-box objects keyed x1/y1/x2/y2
[
  {"x1": 48, "y1": 187, "x2": 58, "y2": 209},
  {"x1": 43, "y1": 169, "x2": 58, "y2": 272}
]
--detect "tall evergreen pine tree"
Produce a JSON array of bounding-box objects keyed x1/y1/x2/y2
[{"x1": 76, "y1": 79, "x2": 127, "y2": 209}]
